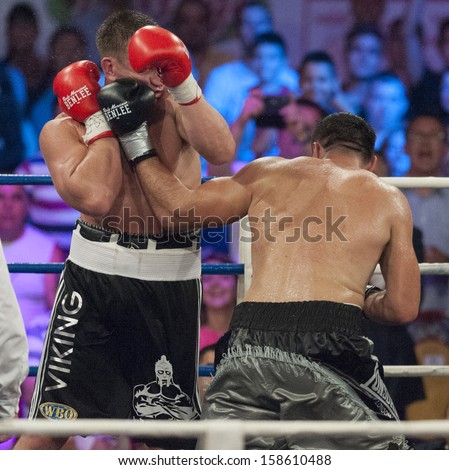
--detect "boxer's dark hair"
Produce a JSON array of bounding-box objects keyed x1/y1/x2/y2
[
  {"x1": 96, "y1": 9, "x2": 157, "y2": 61},
  {"x1": 312, "y1": 113, "x2": 376, "y2": 164}
]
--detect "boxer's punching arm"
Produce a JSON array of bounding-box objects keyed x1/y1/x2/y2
[
  {"x1": 135, "y1": 157, "x2": 254, "y2": 231},
  {"x1": 173, "y1": 97, "x2": 236, "y2": 165},
  {"x1": 128, "y1": 26, "x2": 235, "y2": 165},
  {"x1": 364, "y1": 190, "x2": 420, "y2": 324},
  {"x1": 41, "y1": 61, "x2": 123, "y2": 216}
]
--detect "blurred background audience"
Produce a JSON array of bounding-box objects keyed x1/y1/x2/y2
[
  {"x1": 278, "y1": 98, "x2": 326, "y2": 158},
  {"x1": 298, "y1": 50, "x2": 355, "y2": 115},
  {"x1": 170, "y1": 0, "x2": 234, "y2": 89},
  {"x1": 200, "y1": 250, "x2": 237, "y2": 351},
  {"x1": 0, "y1": 184, "x2": 65, "y2": 418},
  {"x1": 402, "y1": 115, "x2": 449, "y2": 346},
  {"x1": 205, "y1": 29, "x2": 298, "y2": 176},
  {"x1": 215, "y1": 0, "x2": 274, "y2": 62},
  {"x1": 361, "y1": 72, "x2": 410, "y2": 176},
  {"x1": 342, "y1": 24, "x2": 387, "y2": 115},
  {"x1": 29, "y1": 25, "x2": 88, "y2": 138}
]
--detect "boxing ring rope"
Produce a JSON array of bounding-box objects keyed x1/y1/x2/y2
[
  {"x1": 2, "y1": 173, "x2": 449, "y2": 448},
  {"x1": 0, "y1": 174, "x2": 53, "y2": 185},
  {"x1": 199, "y1": 364, "x2": 449, "y2": 378},
  {"x1": 381, "y1": 176, "x2": 449, "y2": 188},
  {"x1": 24, "y1": 364, "x2": 449, "y2": 379},
  {"x1": 2, "y1": 174, "x2": 449, "y2": 187},
  {"x1": 7, "y1": 261, "x2": 449, "y2": 275},
  {"x1": 1, "y1": 419, "x2": 449, "y2": 450},
  {"x1": 7, "y1": 262, "x2": 245, "y2": 275}
]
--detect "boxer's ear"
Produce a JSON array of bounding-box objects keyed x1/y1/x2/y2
[
  {"x1": 101, "y1": 57, "x2": 115, "y2": 81},
  {"x1": 366, "y1": 154, "x2": 378, "y2": 172},
  {"x1": 312, "y1": 141, "x2": 324, "y2": 159}
]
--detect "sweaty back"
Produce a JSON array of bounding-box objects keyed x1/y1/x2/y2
[{"x1": 245, "y1": 157, "x2": 391, "y2": 305}]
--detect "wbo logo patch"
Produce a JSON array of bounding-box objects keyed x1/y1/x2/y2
[{"x1": 39, "y1": 402, "x2": 78, "y2": 420}]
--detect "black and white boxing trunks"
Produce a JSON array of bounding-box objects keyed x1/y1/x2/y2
[
  {"x1": 202, "y1": 301, "x2": 409, "y2": 450},
  {"x1": 29, "y1": 220, "x2": 202, "y2": 449}
]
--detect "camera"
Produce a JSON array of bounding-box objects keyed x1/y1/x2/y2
[{"x1": 255, "y1": 95, "x2": 290, "y2": 129}]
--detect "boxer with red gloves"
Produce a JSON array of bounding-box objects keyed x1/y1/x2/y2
[{"x1": 15, "y1": 9, "x2": 234, "y2": 452}]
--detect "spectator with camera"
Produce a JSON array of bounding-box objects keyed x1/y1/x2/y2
[
  {"x1": 231, "y1": 87, "x2": 290, "y2": 165},
  {"x1": 205, "y1": 31, "x2": 298, "y2": 176}
]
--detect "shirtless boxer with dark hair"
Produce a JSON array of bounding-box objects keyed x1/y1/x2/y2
[
  {"x1": 132, "y1": 112, "x2": 420, "y2": 449},
  {"x1": 14, "y1": 9, "x2": 234, "y2": 450}
]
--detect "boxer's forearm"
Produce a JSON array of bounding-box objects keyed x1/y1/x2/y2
[
  {"x1": 364, "y1": 289, "x2": 416, "y2": 325},
  {"x1": 136, "y1": 157, "x2": 250, "y2": 229},
  {"x1": 176, "y1": 97, "x2": 235, "y2": 165}
]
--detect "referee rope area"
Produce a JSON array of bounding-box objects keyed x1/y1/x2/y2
[{"x1": 2, "y1": 174, "x2": 449, "y2": 448}]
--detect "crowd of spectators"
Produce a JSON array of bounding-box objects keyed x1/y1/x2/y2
[
  {"x1": 1, "y1": 1, "x2": 448, "y2": 176},
  {"x1": 0, "y1": 0, "x2": 448, "y2": 434}
]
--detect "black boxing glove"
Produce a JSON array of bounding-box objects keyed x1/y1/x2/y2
[{"x1": 97, "y1": 78, "x2": 157, "y2": 164}]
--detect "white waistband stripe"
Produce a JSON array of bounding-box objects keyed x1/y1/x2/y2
[{"x1": 68, "y1": 230, "x2": 201, "y2": 281}]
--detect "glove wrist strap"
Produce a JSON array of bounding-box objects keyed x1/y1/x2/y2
[
  {"x1": 83, "y1": 110, "x2": 114, "y2": 145},
  {"x1": 130, "y1": 150, "x2": 158, "y2": 165},
  {"x1": 118, "y1": 122, "x2": 157, "y2": 162},
  {"x1": 365, "y1": 285, "x2": 382, "y2": 300},
  {"x1": 168, "y1": 73, "x2": 202, "y2": 105}
]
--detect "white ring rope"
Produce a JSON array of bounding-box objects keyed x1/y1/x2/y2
[
  {"x1": 374, "y1": 263, "x2": 449, "y2": 276},
  {"x1": 1, "y1": 419, "x2": 449, "y2": 450},
  {"x1": 383, "y1": 365, "x2": 449, "y2": 377},
  {"x1": 381, "y1": 176, "x2": 449, "y2": 188}
]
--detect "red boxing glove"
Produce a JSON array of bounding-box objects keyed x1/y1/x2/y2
[
  {"x1": 128, "y1": 26, "x2": 202, "y2": 105},
  {"x1": 53, "y1": 60, "x2": 113, "y2": 144}
]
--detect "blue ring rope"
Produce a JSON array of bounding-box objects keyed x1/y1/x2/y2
[
  {"x1": 0, "y1": 174, "x2": 53, "y2": 185},
  {"x1": 8, "y1": 262, "x2": 244, "y2": 275},
  {"x1": 0, "y1": 174, "x2": 212, "y2": 185},
  {"x1": 28, "y1": 365, "x2": 216, "y2": 378}
]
